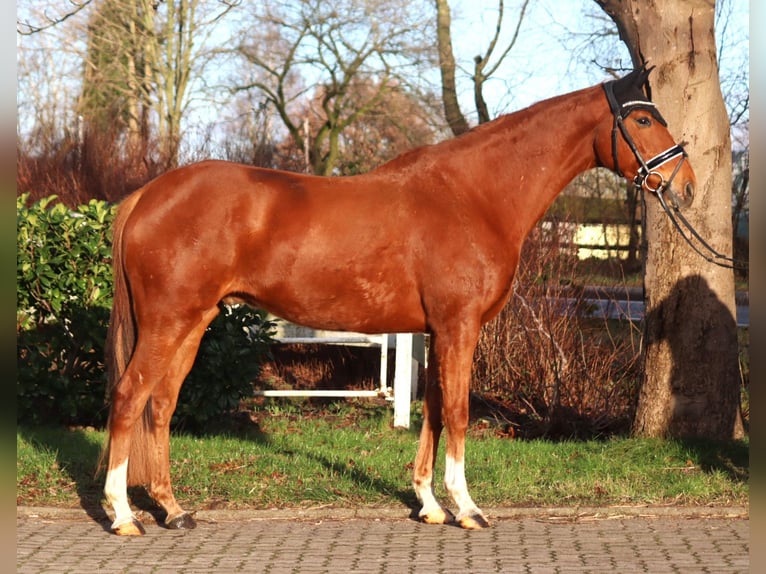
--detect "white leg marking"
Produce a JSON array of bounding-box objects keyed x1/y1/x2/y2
[
  {"x1": 444, "y1": 454, "x2": 481, "y2": 520},
  {"x1": 104, "y1": 460, "x2": 135, "y2": 529},
  {"x1": 414, "y1": 475, "x2": 442, "y2": 518}
]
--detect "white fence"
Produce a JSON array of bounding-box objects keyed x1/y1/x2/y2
[{"x1": 254, "y1": 321, "x2": 426, "y2": 428}]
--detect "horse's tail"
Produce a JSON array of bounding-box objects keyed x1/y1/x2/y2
[{"x1": 99, "y1": 189, "x2": 154, "y2": 485}]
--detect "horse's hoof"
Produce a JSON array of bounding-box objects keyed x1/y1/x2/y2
[
  {"x1": 420, "y1": 507, "x2": 454, "y2": 525},
  {"x1": 458, "y1": 512, "x2": 490, "y2": 530},
  {"x1": 166, "y1": 512, "x2": 197, "y2": 530},
  {"x1": 113, "y1": 518, "x2": 146, "y2": 536}
]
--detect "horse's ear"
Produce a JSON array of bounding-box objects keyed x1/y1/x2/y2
[
  {"x1": 635, "y1": 63, "x2": 655, "y2": 99},
  {"x1": 611, "y1": 65, "x2": 654, "y2": 104}
]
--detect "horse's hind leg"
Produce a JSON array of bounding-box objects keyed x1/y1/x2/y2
[
  {"x1": 145, "y1": 311, "x2": 216, "y2": 530},
  {"x1": 104, "y1": 338, "x2": 169, "y2": 536},
  {"x1": 104, "y1": 311, "x2": 215, "y2": 535}
]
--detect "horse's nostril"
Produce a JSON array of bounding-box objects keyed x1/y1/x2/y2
[{"x1": 685, "y1": 182, "x2": 694, "y2": 201}]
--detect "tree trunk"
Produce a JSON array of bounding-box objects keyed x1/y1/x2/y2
[
  {"x1": 473, "y1": 56, "x2": 491, "y2": 125},
  {"x1": 595, "y1": 0, "x2": 744, "y2": 439},
  {"x1": 434, "y1": 0, "x2": 470, "y2": 136}
]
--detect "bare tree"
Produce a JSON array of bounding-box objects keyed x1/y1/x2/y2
[
  {"x1": 594, "y1": 0, "x2": 744, "y2": 440},
  {"x1": 434, "y1": 0, "x2": 530, "y2": 135},
  {"x1": 214, "y1": 94, "x2": 278, "y2": 168},
  {"x1": 234, "y1": 0, "x2": 435, "y2": 176},
  {"x1": 304, "y1": 79, "x2": 438, "y2": 175},
  {"x1": 19, "y1": 0, "x2": 239, "y2": 171},
  {"x1": 17, "y1": 1, "x2": 94, "y2": 35},
  {"x1": 17, "y1": 2, "x2": 87, "y2": 154},
  {"x1": 470, "y1": 0, "x2": 529, "y2": 124},
  {"x1": 77, "y1": 0, "x2": 154, "y2": 154},
  {"x1": 434, "y1": 0, "x2": 469, "y2": 135},
  {"x1": 714, "y1": 0, "x2": 749, "y2": 272},
  {"x1": 143, "y1": 0, "x2": 239, "y2": 167}
]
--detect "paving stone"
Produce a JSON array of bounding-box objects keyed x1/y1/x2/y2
[{"x1": 16, "y1": 508, "x2": 749, "y2": 573}]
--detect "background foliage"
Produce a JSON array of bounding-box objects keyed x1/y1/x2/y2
[
  {"x1": 14, "y1": 1, "x2": 747, "y2": 440},
  {"x1": 17, "y1": 194, "x2": 115, "y2": 425},
  {"x1": 472, "y1": 224, "x2": 643, "y2": 438}
]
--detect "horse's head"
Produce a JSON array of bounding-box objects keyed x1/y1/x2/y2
[{"x1": 596, "y1": 66, "x2": 696, "y2": 210}]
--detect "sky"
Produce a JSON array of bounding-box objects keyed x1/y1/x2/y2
[
  {"x1": 450, "y1": 0, "x2": 610, "y2": 118},
  {"x1": 448, "y1": 0, "x2": 749, "y2": 123}
]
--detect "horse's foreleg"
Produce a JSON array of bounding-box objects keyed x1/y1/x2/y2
[
  {"x1": 442, "y1": 396, "x2": 489, "y2": 529},
  {"x1": 413, "y1": 344, "x2": 452, "y2": 524},
  {"x1": 443, "y1": 432, "x2": 488, "y2": 529},
  {"x1": 436, "y1": 323, "x2": 489, "y2": 529}
]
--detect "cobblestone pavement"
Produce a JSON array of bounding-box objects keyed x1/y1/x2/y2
[{"x1": 17, "y1": 506, "x2": 749, "y2": 573}]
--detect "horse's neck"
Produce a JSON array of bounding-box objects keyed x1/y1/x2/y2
[
  {"x1": 442, "y1": 85, "x2": 606, "y2": 235},
  {"x1": 492, "y1": 88, "x2": 602, "y2": 198}
]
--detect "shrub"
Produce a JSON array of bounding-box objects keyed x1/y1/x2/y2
[
  {"x1": 16, "y1": 130, "x2": 163, "y2": 208},
  {"x1": 173, "y1": 305, "x2": 275, "y2": 432},
  {"x1": 472, "y1": 223, "x2": 642, "y2": 438},
  {"x1": 17, "y1": 194, "x2": 274, "y2": 429},
  {"x1": 17, "y1": 194, "x2": 116, "y2": 426}
]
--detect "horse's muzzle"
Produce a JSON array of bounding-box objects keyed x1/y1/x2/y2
[
  {"x1": 663, "y1": 179, "x2": 694, "y2": 210},
  {"x1": 679, "y1": 180, "x2": 695, "y2": 209},
  {"x1": 637, "y1": 144, "x2": 695, "y2": 210}
]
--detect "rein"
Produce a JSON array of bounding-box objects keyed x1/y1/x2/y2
[
  {"x1": 602, "y1": 81, "x2": 748, "y2": 272},
  {"x1": 651, "y1": 186, "x2": 748, "y2": 270}
]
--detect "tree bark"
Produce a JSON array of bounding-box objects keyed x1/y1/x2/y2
[
  {"x1": 435, "y1": 0, "x2": 470, "y2": 136},
  {"x1": 594, "y1": 0, "x2": 744, "y2": 439}
]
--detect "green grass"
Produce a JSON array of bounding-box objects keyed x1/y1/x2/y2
[{"x1": 16, "y1": 402, "x2": 748, "y2": 513}]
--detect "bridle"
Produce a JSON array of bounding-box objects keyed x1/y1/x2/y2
[
  {"x1": 602, "y1": 80, "x2": 747, "y2": 271},
  {"x1": 603, "y1": 80, "x2": 687, "y2": 208}
]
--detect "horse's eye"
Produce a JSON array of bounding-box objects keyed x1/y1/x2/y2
[{"x1": 636, "y1": 117, "x2": 652, "y2": 127}]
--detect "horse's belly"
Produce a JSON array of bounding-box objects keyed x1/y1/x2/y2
[{"x1": 252, "y1": 275, "x2": 427, "y2": 335}]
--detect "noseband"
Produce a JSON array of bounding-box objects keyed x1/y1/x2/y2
[{"x1": 603, "y1": 81, "x2": 687, "y2": 208}]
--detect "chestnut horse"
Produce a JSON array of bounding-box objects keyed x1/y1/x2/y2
[{"x1": 102, "y1": 66, "x2": 695, "y2": 535}]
